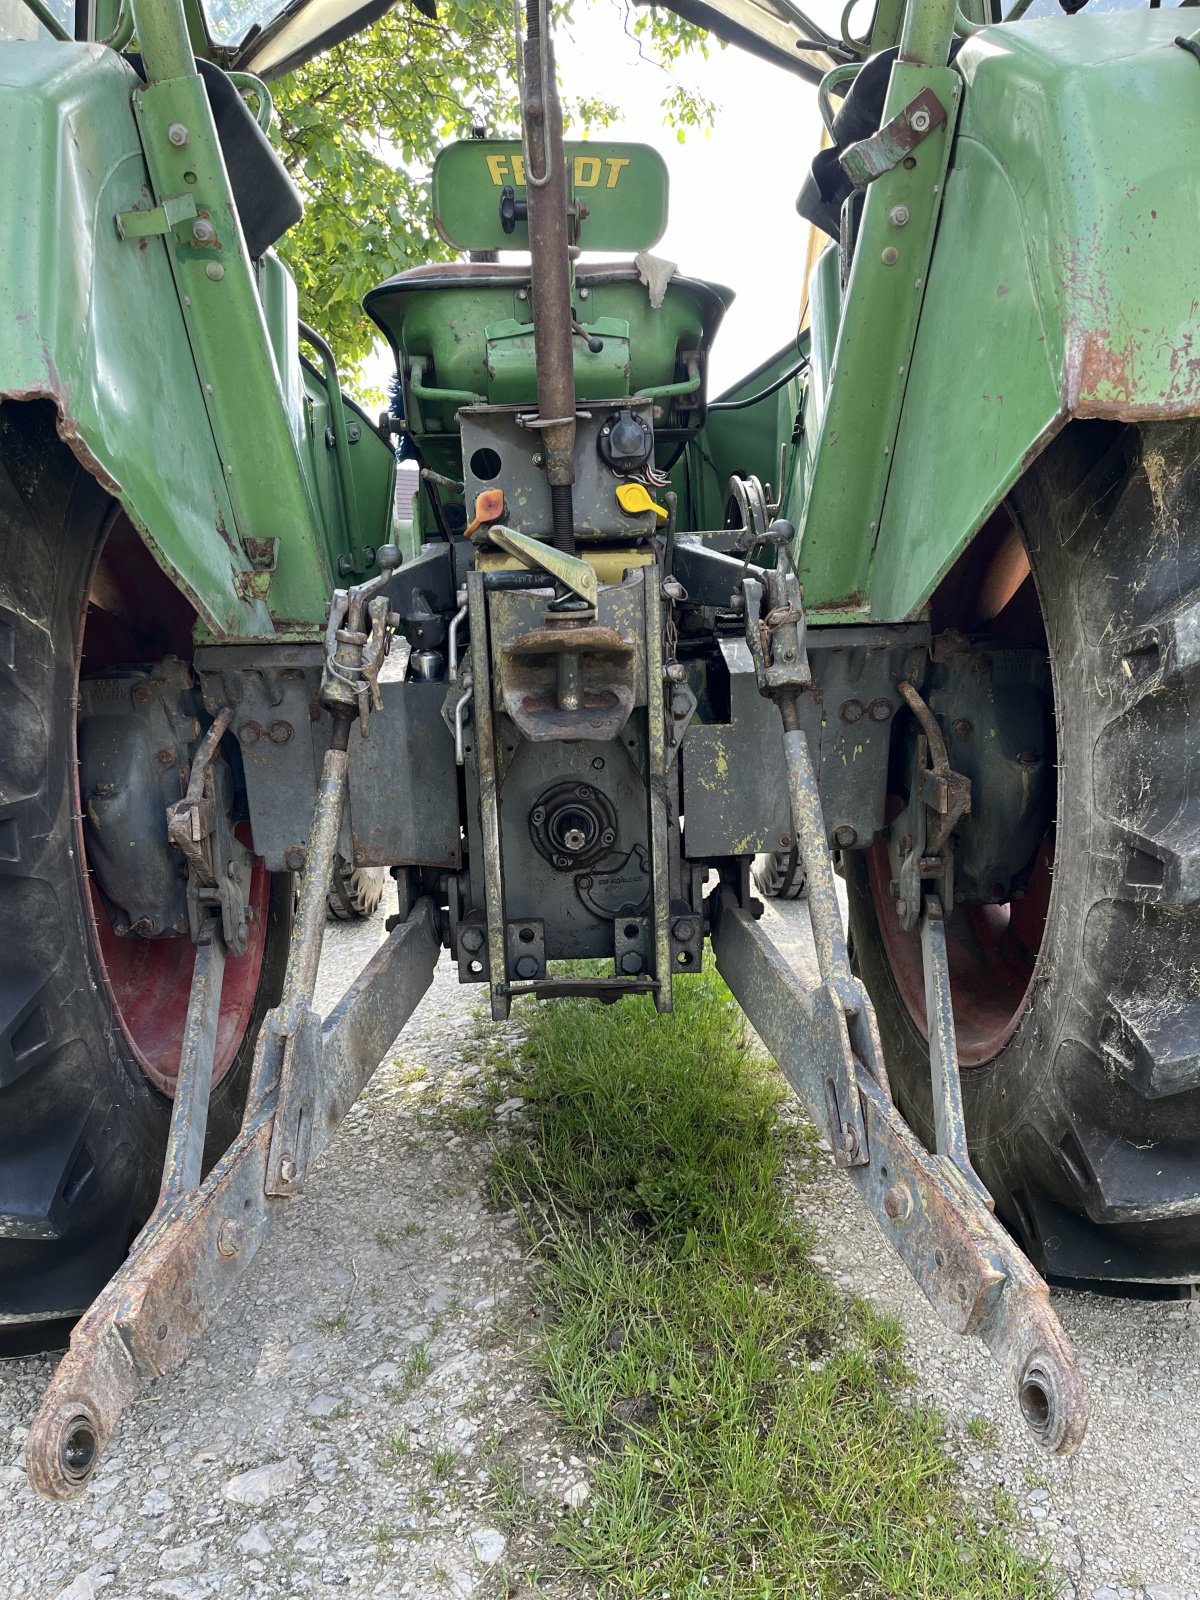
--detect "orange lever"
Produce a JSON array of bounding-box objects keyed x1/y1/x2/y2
[{"x1": 464, "y1": 488, "x2": 507, "y2": 539}]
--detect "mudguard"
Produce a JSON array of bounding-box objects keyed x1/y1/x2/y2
[
  {"x1": 0, "y1": 42, "x2": 310, "y2": 640},
  {"x1": 802, "y1": 14, "x2": 1200, "y2": 620}
]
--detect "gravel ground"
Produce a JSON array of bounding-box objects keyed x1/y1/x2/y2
[{"x1": 1, "y1": 900, "x2": 1196, "y2": 1599}]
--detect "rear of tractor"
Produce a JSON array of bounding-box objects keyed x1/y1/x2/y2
[{"x1": 3, "y1": 0, "x2": 1199, "y2": 1501}]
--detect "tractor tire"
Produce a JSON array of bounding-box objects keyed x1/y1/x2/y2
[
  {"x1": 0, "y1": 402, "x2": 291, "y2": 1334},
  {"x1": 847, "y1": 419, "x2": 1200, "y2": 1288},
  {"x1": 326, "y1": 860, "x2": 386, "y2": 921},
  {"x1": 753, "y1": 847, "x2": 808, "y2": 901}
]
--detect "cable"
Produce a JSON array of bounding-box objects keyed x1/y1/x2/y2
[{"x1": 706, "y1": 358, "x2": 808, "y2": 413}]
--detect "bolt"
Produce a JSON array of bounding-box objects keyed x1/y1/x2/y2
[
  {"x1": 839, "y1": 698, "x2": 865, "y2": 724},
  {"x1": 285, "y1": 846, "x2": 306, "y2": 871},
  {"x1": 530, "y1": 807, "x2": 546, "y2": 825},
  {"x1": 552, "y1": 853, "x2": 569, "y2": 869},
  {"x1": 189, "y1": 718, "x2": 202, "y2": 738},
  {"x1": 268, "y1": 721, "x2": 293, "y2": 744},
  {"x1": 132, "y1": 685, "x2": 151, "y2": 704},
  {"x1": 156, "y1": 745, "x2": 176, "y2": 766},
  {"x1": 460, "y1": 926, "x2": 485, "y2": 953},
  {"x1": 868, "y1": 698, "x2": 892, "y2": 723},
  {"x1": 167, "y1": 122, "x2": 190, "y2": 147},
  {"x1": 910, "y1": 107, "x2": 931, "y2": 133},
  {"x1": 278, "y1": 1157, "x2": 296, "y2": 1185},
  {"x1": 900, "y1": 834, "x2": 913, "y2": 855},
  {"x1": 881, "y1": 246, "x2": 899, "y2": 266},
  {"x1": 619, "y1": 951, "x2": 644, "y2": 975},
  {"x1": 778, "y1": 834, "x2": 792, "y2": 848},
  {"x1": 833, "y1": 825, "x2": 858, "y2": 849},
  {"x1": 888, "y1": 204, "x2": 910, "y2": 227},
  {"x1": 562, "y1": 827, "x2": 587, "y2": 852},
  {"x1": 531, "y1": 452, "x2": 544, "y2": 468},
  {"x1": 113, "y1": 920, "x2": 130, "y2": 937},
  {"x1": 134, "y1": 916, "x2": 155, "y2": 936},
  {"x1": 953, "y1": 718, "x2": 973, "y2": 737},
  {"x1": 515, "y1": 955, "x2": 539, "y2": 980},
  {"x1": 840, "y1": 1126, "x2": 858, "y2": 1156},
  {"x1": 517, "y1": 287, "x2": 528, "y2": 300},
  {"x1": 192, "y1": 217, "x2": 216, "y2": 245},
  {"x1": 672, "y1": 918, "x2": 697, "y2": 943},
  {"x1": 578, "y1": 286, "x2": 589, "y2": 299},
  {"x1": 217, "y1": 1220, "x2": 241, "y2": 1258},
  {"x1": 205, "y1": 262, "x2": 224, "y2": 281},
  {"x1": 883, "y1": 1184, "x2": 912, "y2": 1221},
  {"x1": 896, "y1": 898, "x2": 908, "y2": 920},
  {"x1": 591, "y1": 757, "x2": 604, "y2": 770},
  {"x1": 239, "y1": 722, "x2": 259, "y2": 745},
  {"x1": 1018, "y1": 749, "x2": 1039, "y2": 765}
]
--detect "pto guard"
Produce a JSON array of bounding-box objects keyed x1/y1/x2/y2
[
  {"x1": 0, "y1": 41, "x2": 272, "y2": 639},
  {"x1": 863, "y1": 14, "x2": 1200, "y2": 620}
]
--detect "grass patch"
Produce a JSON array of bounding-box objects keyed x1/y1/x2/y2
[{"x1": 490, "y1": 968, "x2": 1048, "y2": 1599}]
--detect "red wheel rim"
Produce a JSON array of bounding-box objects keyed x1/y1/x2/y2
[
  {"x1": 75, "y1": 515, "x2": 269, "y2": 1097},
  {"x1": 865, "y1": 511, "x2": 1054, "y2": 1066}
]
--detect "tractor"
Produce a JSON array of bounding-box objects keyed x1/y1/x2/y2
[{"x1": 2, "y1": 0, "x2": 1198, "y2": 1500}]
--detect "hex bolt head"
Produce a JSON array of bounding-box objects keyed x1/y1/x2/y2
[
  {"x1": 672, "y1": 918, "x2": 697, "y2": 943},
  {"x1": 888, "y1": 204, "x2": 910, "y2": 228},
  {"x1": 832, "y1": 825, "x2": 858, "y2": 849},
  {"x1": 278, "y1": 1157, "x2": 296, "y2": 1185},
  {"x1": 883, "y1": 1184, "x2": 912, "y2": 1221},
  {"x1": 284, "y1": 846, "x2": 306, "y2": 872},
  {"x1": 192, "y1": 217, "x2": 216, "y2": 245},
  {"x1": 953, "y1": 718, "x2": 973, "y2": 737},
  {"x1": 156, "y1": 745, "x2": 176, "y2": 766},
  {"x1": 460, "y1": 926, "x2": 485, "y2": 954},
  {"x1": 620, "y1": 951, "x2": 644, "y2": 975},
  {"x1": 515, "y1": 955, "x2": 539, "y2": 980},
  {"x1": 167, "y1": 122, "x2": 190, "y2": 147},
  {"x1": 909, "y1": 107, "x2": 931, "y2": 133},
  {"x1": 839, "y1": 699, "x2": 865, "y2": 724}
]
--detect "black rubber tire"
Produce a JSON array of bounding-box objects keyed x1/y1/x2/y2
[
  {"x1": 326, "y1": 860, "x2": 386, "y2": 921},
  {"x1": 753, "y1": 847, "x2": 808, "y2": 901},
  {"x1": 847, "y1": 419, "x2": 1200, "y2": 1287},
  {"x1": 0, "y1": 402, "x2": 291, "y2": 1330}
]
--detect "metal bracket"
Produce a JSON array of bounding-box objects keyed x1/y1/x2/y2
[
  {"x1": 839, "y1": 88, "x2": 948, "y2": 188},
  {"x1": 115, "y1": 191, "x2": 198, "y2": 240},
  {"x1": 920, "y1": 896, "x2": 993, "y2": 1211}
]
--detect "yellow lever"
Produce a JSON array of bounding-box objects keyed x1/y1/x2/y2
[{"x1": 616, "y1": 482, "x2": 668, "y2": 524}]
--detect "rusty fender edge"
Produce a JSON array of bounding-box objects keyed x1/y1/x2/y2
[
  {"x1": 25, "y1": 897, "x2": 442, "y2": 1502},
  {"x1": 712, "y1": 901, "x2": 1088, "y2": 1456}
]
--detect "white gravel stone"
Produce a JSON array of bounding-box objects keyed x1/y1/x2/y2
[
  {"x1": 234, "y1": 1523, "x2": 272, "y2": 1558},
  {"x1": 563, "y1": 1479, "x2": 591, "y2": 1509},
  {"x1": 138, "y1": 1489, "x2": 174, "y2": 1517},
  {"x1": 223, "y1": 1458, "x2": 303, "y2": 1507},
  {"x1": 54, "y1": 1566, "x2": 115, "y2": 1600},
  {"x1": 467, "y1": 1527, "x2": 506, "y2": 1565}
]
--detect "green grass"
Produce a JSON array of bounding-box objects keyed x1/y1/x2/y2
[{"x1": 490, "y1": 967, "x2": 1049, "y2": 1600}]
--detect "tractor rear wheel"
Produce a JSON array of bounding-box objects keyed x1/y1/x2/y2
[
  {"x1": 0, "y1": 402, "x2": 291, "y2": 1335},
  {"x1": 753, "y1": 847, "x2": 807, "y2": 901},
  {"x1": 847, "y1": 420, "x2": 1200, "y2": 1287},
  {"x1": 327, "y1": 860, "x2": 386, "y2": 921}
]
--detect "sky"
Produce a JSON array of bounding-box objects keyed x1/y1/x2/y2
[
  {"x1": 552, "y1": 5, "x2": 824, "y2": 391},
  {"x1": 370, "y1": 4, "x2": 826, "y2": 398}
]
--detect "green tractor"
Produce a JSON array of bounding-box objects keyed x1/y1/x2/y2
[{"x1": 3, "y1": 0, "x2": 1199, "y2": 1500}]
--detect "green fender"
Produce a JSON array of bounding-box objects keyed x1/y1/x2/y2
[
  {"x1": 0, "y1": 42, "x2": 275, "y2": 640},
  {"x1": 807, "y1": 15, "x2": 1200, "y2": 621}
]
